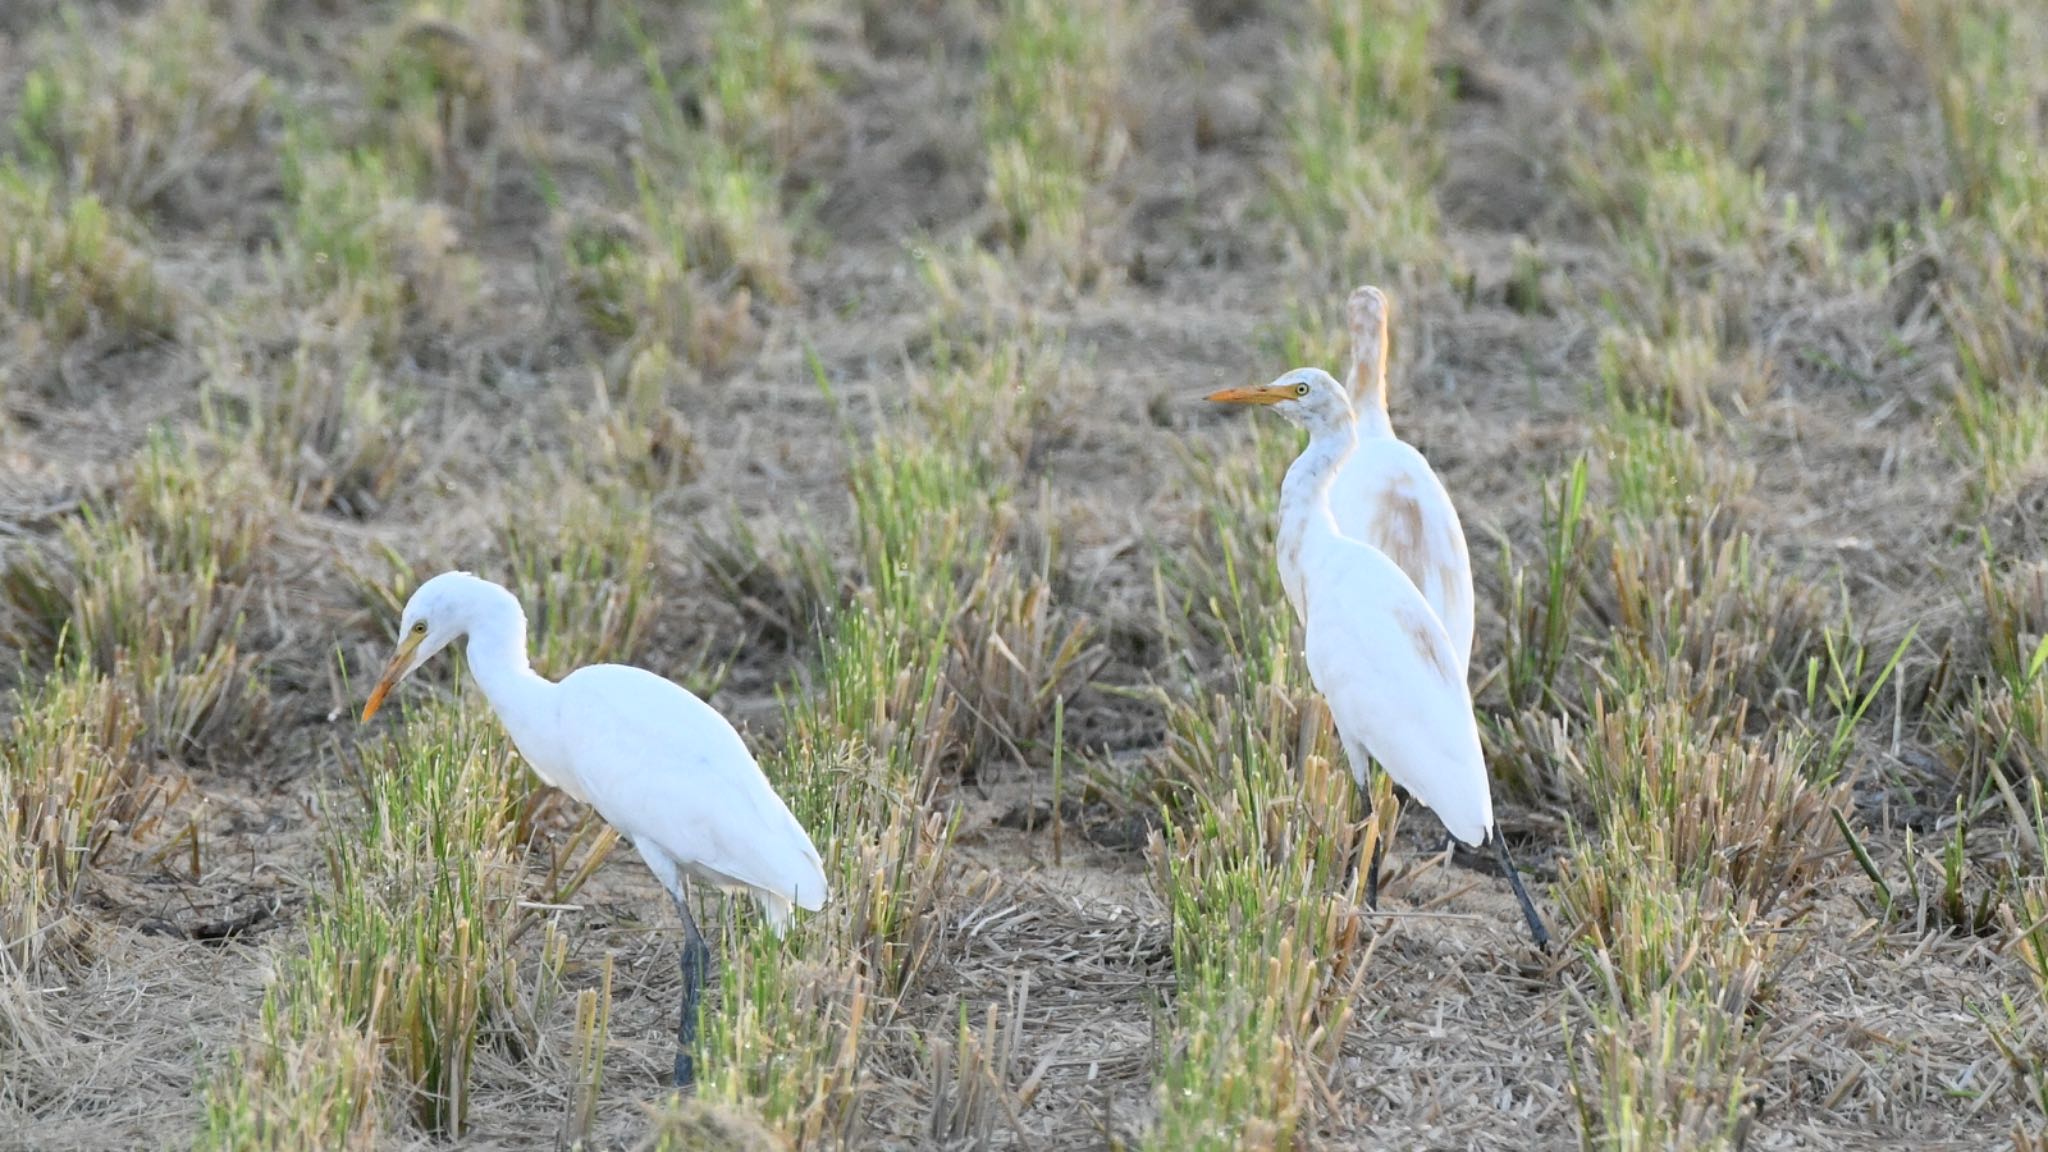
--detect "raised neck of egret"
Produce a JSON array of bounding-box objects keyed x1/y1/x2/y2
[
  {"x1": 1280, "y1": 417, "x2": 1359, "y2": 622},
  {"x1": 1345, "y1": 285, "x2": 1395, "y2": 441},
  {"x1": 1211, "y1": 367, "x2": 1362, "y2": 623}
]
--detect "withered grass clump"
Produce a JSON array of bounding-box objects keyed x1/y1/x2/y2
[
  {"x1": 1562, "y1": 693, "x2": 1840, "y2": 931},
  {"x1": 1488, "y1": 456, "x2": 1830, "y2": 803},
  {"x1": 981, "y1": 0, "x2": 1138, "y2": 276},
  {"x1": 202, "y1": 702, "x2": 596, "y2": 1142},
  {"x1": 2, "y1": 437, "x2": 275, "y2": 764},
  {"x1": 1991, "y1": 814, "x2": 2048, "y2": 1152},
  {"x1": 1598, "y1": 517, "x2": 1825, "y2": 720},
  {"x1": 0, "y1": 668, "x2": 148, "y2": 978},
  {"x1": 1556, "y1": 683, "x2": 1840, "y2": 1147},
  {"x1": 1564, "y1": 873, "x2": 1774, "y2": 1151},
  {"x1": 1897, "y1": 0, "x2": 2048, "y2": 508},
  {"x1": 203, "y1": 328, "x2": 419, "y2": 518},
  {"x1": 198, "y1": 994, "x2": 384, "y2": 1152},
  {"x1": 1565, "y1": 0, "x2": 1878, "y2": 330},
  {"x1": 696, "y1": 0, "x2": 828, "y2": 168},
  {"x1": 1945, "y1": 560, "x2": 2048, "y2": 793},
  {"x1": 14, "y1": 0, "x2": 267, "y2": 211},
  {"x1": 357, "y1": 3, "x2": 544, "y2": 203},
  {"x1": 695, "y1": 510, "x2": 841, "y2": 651},
  {"x1": 1275, "y1": 0, "x2": 1444, "y2": 284},
  {"x1": 580, "y1": 343, "x2": 702, "y2": 493},
  {"x1": 0, "y1": 171, "x2": 177, "y2": 353},
  {"x1": 572, "y1": 0, "x2": 820, "y2": 370},
  {"x1": 1154, "y1": 421, "x2": 1298, "y2": 681},
  {"x1": 641, "y1": 1093, "x2": 788, "y2": 1152},
  {"x1": 276, "y1": 114, "x2": 478, "y2": 354},
  {"x1": 950, "y1": 549, "x2": 1103, "y2": 772}
]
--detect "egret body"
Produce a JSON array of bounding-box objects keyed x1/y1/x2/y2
[
  {"x1": 360, "y1": 571, "x2": 829, "y2": 1086},
  {"x1": 1206, "y1": 371, "x2": 1547, "y2": 948},
  {"x1": 1311, "y1": 286, "x2": 1475, "y2": 676}
]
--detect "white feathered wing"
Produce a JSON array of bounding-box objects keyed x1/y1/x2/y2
[
  {"x1": 1335, "y1": 286, "x2": 1477, "y2": 673},
  {"x1": 554, "y1": 664, "x2": 828, "y2": 932},
  {"x1": 1300, "y1": 534, "x2": 1493, "y2": 846}
]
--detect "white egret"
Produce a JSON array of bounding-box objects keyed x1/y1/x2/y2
[
  {"x1": 1323, "y1": 285, "x2": 1475, "y2": 675},
  {"x1": 359, "y1": 571, "x2": 829, "y2": 1086},
  {"x1": 1206, "y1": 371, "x2": 1548, "y2": 948}
]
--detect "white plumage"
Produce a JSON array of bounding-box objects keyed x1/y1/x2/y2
[
  {"x1": 1209, "y1": 370, "x2": 1491, "y2": 843},
  {"x1": 1301, "y1": 539, "x2": 1492, "y2": 845},
  {"x1": 360, "y1": 570, "x2": 827, "y2": 1083},
  {"x1": 552, "y1": 666, "x2": 825, "y2": 928},
  {"x1": 1206, "y1": 370, "x2": 1546, "y2": 946},
  {"x1": 1311, "y1": 285, "x2": 1475, "y2": 676}
]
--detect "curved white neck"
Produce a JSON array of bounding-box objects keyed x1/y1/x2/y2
[
  {"x1": 463, "y1": 608, "x2": 540, "y2": 695},
  {"x1": 1277, "y1": 422, "x2": 1357, "y2": 620},
  {"x1": 459, "y1": 593, "x2": 562, "y2": 776}
]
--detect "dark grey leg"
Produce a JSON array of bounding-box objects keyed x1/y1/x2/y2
[
  {"x1": 671, "y1": 885, "x2": 713, "y2": 1089},
  {"x1": 1494, "y1": 832, "x2": 1552, "y2": 952},
  {"x1": 1347, "y1": 766, "x2": 1384, "y2": 912}
]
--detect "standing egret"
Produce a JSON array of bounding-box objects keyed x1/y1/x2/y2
[
  {"x1": 359, "y1": 571, "x2": 829, "y2": 1087},
  {"x1": 1322, "y1": 286, "x2": 1475, "y2": 675},
  {"x1": 1206, "y1": 371, "x2": 1548, "y2": 949}
]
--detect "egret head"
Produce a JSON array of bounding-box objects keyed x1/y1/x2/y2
[
  {"x1": 360, "y1": 571, "x2": 494, "y2": 722},
  {"x1": 1205, "y1": 367, "x2": 1353, "y2": 434},
  {"x1": 1347, "y1": 285, "x2": 1388, "y2": 342}
]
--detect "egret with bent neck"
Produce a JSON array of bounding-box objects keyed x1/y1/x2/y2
[{"x1": 360, "y1": 571, "x2": 829, "y2": 1086}]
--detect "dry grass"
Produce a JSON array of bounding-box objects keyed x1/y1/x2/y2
[
  {"x1": 0, "y1": 667, "x2": 147, "y2": 978},
  {"x1": 3, "y1": 0, "x2": 2046, "y2": 1147},
  {"x1": 0, "y1": 171, "x2": 176, "y2": 358},
  {"x1": 1276, "y1": 0, "x2": 1444, "y2": 288},
  {"x1": 982, "y1": 0, "x2": 1141, "y2": 277},
  {"x1": 202, "y1": 700, "x2": 597, "y2": 1142},
  {"x1": 2, "y1": 436, "x2": 274, "y2": 765},
  {"x1": 13, "y1": 0, "x2": 267, "y2": 212}
]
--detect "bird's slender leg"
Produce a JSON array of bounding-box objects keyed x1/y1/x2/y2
[
  {"x1": 1347, "y1": 772, "x2": 1382, "y2": 911},
  {"x1": 1343, "y1": 741, "x2": 1386, "y2": 912},
  {"x1": 671, "y1": 883, "x2": 713, "y2": 1090},
  {"x1": 1493, "y1": 832, "x2": 1552, "y2": 952},
  {"x1": 1365, "y1": 835, "x2": 1385, "y2": 912}
]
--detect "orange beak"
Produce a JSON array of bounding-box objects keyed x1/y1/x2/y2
[
  {"x1": 1205, "y1": 384, "x2": 1290, "y2": 405},
  {"x1": 359, "y1": 632, "x2": 426, "y2": 723}
]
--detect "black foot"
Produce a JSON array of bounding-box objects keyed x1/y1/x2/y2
[{"x1": 674, "y1": 1050, "x2": 696, "y2": 1090}]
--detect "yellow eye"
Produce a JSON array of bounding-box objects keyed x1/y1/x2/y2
[
  {"x1": 411, "y1": 621, "x2": 428, "y2": 636},
  {"x1": 1294, "y1": 383, "x2": 1309, "y2": 397}
]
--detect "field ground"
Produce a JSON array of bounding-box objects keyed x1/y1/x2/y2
[{"x1": 4, "y1": 0, "x2": 2048, "y2": 1148}]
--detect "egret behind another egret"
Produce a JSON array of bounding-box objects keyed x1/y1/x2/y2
[
  {"x1": 1206, "y1": 370, "x2": 1549, "y2": 949},
  {"x1": 360, "y1": 571, "x2": 829, "y2": 1087},
  {"x1": 1326, "y1": 285, "x2": 1476, "y2": 675}
]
